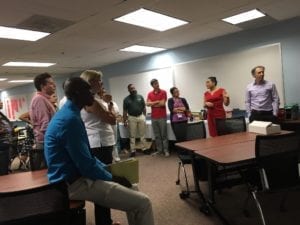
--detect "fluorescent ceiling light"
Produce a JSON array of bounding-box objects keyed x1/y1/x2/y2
[
  {"x1": 120, "y1": 45, "x2": 165, "y2": 53},
  {"x1": 114, "y1": 8, "x2": 189, "y2": 31},
  {"x1": 8, "y1": 80, "x2": 33, "y2": 83},
  {"x1": 0, "y1": 78, "x2": 8, "y2": 81},
  {"x1": 222, "y1": 9, "x2": 265, "y2": 25},
  {"x1": 0, "y1": 26, "x2": 50, "y2": 41},
  {"x1": 3, "y1": 62, "x2": 56, "y2": 67}
]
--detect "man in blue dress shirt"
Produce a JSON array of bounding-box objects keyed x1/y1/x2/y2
[
  {"x1": 44, "y1": 77, "x2": 154, "y2": 225},
  {"x1": 245, "y1": 65, "x2": 280, "y2": 123}
]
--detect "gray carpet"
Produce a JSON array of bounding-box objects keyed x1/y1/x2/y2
[{"x1": 85, "y1": 152, "x2": 300, "y2": 225}]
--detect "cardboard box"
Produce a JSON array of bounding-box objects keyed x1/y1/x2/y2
[{"x1": 248, "y1": 121, "x2": 281, "y2": 135}]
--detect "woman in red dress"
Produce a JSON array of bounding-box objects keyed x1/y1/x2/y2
[{"x1": 204, "y1": 77, "x2": 230, "y2": 137}]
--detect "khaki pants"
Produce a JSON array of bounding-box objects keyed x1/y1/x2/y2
[
  {"x1": 128, "y1": 115, "x2": 146, "y2": 152},
  {"x1": 68, "y1": 177, "x2": 154, "y2": 225}
]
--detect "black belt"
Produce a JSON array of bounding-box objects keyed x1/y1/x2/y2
[
  {"x1": 251, "y1": 110, "x2": 273, "y2": 115},
  {"x1": 129, "y1": 114, "x2": 143, "y2": 117}
]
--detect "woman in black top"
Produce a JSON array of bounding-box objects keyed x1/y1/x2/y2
[{"x1": 168, "y1": 87, "x2": 191, "y2": 142}]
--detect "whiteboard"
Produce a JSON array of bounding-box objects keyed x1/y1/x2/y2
[
  {"x1": 109, "y1": 67, "x2": 174, "y2": 112},
  {"x1": 174, "y1": 43, "x2": 284, "y2": 112}
]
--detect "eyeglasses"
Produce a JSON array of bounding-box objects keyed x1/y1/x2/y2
[{"x1": 89, "y1": 78, "x2": 102, "y2": 84}]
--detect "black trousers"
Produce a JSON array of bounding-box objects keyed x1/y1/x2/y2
[
  {"x1": 249, "y1": 110, "x2": 278, "y2": 123},
  {"x1": 171, "y1": 121, "x2": 188, "y2": 142},
  {"x1": 29, "y1": 149, "x2": 47, "y2": 171},
  {"x1": 91, "y1": 146, "x2": 113, "y2": 225}
]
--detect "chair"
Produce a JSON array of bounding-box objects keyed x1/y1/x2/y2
[
  {"x1": 215, "y1": 116, "x2": 246, "y2": 136},
  {"x1": 243, "y1": 133, "x2": 300, "y2": 225},
  {"x1": 29, "y1": 149, "x2": 47, "y2": 171},
  {"x1": 0, "y1": 148, "x2": 9, "y2": 175},
  {"x1": 175, "y1": 121, "x2": 206, "y2": 199},
  {"x1": 0, "y1": 181, "x2": 70, "y2": 225}
]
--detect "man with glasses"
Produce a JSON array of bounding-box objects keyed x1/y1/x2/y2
[{"x1": 29, "y1": 72, "x2": 56, "y2": 170}]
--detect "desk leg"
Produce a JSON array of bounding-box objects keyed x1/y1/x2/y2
[
  {"x1": 207, "y1": 162, "x2": 216, "y2": 204},
  {"x1": 190, "y1": 154, "x2": 232, "y2": 225},
  {"x1": 191, "y1": 154, "x2": 210, "y2": 215},
  {"x1": 207, "y1": 161, "x2": 232, "y2": 225}
]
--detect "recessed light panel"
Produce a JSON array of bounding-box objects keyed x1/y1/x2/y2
[
  {"x1": 222, "y1": 9, "x2": 266, "y2": 25},
  {"x1": 3, "y1": 62, "x2": 55, "y2": 67},
  {"x1": 8, "y1": 80, "x2": 33, "y2": 83},
  {"x1": 0, "y1": 26, "x2": 50, "y2": 41},
  {"x1": 114, "y1": 8, "x2": 188, "y2": 31},
  {"x1": 120, "y1": 45, "x2": 165, "y2": 53}
]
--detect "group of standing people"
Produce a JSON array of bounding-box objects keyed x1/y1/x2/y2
[
  {"x1": 0, "y1": 64, "x2": 280, "y2": 225},
  {"x1": 123, "y1": 65, "x2": 280, "y2": 152},
  {"x1": 133, "y1": 65, "x2": 280, "y2": 142}
]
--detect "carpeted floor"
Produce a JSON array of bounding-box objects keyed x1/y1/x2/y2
[{"x1": 85, "y1": 151, "x2": 300, "y2": 225}]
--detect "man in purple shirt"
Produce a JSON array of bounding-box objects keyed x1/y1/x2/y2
[
  {"x1": 29, "y1": 72, "x2": 56, "y2": 170},
  {"x1": 245, "y1": 65, "x2": 280, "y2": 123}
]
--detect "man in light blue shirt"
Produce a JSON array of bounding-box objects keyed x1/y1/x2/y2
[
  {"x1": 44, "y1": 77, "x2": 154, "y2": 225},
  {"x1": 245, "y1": 65, "x2": 280, "y2": 123}
]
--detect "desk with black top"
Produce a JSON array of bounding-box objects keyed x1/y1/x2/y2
[{"x1": 175, "y1": 131, "x2": 291, "y2": 225}]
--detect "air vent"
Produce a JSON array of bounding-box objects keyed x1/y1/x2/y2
[{"x1": 17, "y1": 14, "x2": 74, "y2": 33}]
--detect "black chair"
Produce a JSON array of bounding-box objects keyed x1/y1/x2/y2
[
  {"x1": 215, "y1": 116, "x2": 246, "y2": 136},
  {"x1": 214, "y1": 116, "x2": 248, "y2": 189},
  {"x1": 0, "y1": 147, "x2": 9, "y2": 175},
  {"x1": 0, "y1": 181, "x2": 70, "y2": 225},
  {"x1": 243, "y1": 133, "x2": 300, "y2": 225},
  {"x1": 29, "y1": 149, "x2": 48, "y2": 171},
  {"x1": 175, "y1": 121, "x2": 206, "y2": 199}
]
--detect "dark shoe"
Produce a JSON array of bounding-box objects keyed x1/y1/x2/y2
[
  {"x1": 143, "y1": 149, "x2": 151, "y2": 155},
  {"x1": 130, "y1": 152, "x2": 136, "y2": 157}
]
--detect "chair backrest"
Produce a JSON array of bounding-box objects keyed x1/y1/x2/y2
[
  {"x1": 215, "y1": 116, "x2": 246, "y2": 136},
  {"x1": 185, "y1": 121, "x2": 206, "y2": 141},
  {"x1": 0, "y1": 181, "x2": 70, "y2": 225},
  {"x1": 0, "y1": 149, "x2": 9, "y2": 175},
  {"x1": 255, "y1": 133, "x2": 300, "y2": 190}
]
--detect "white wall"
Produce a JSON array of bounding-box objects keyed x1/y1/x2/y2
[
  {"x1": 109, "y1": 43, "x2": 284, "y2": 114},
  {"x1": 174, "y1": 43, "x2": 284, "y2": 112}
]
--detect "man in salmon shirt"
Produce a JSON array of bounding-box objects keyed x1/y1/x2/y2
[
  {"x1": 29, "y1": 72, "x2": 56, "y2": 170},
  {"x1": 146, "y1": 79, "x2": 169, "y2": 157}
]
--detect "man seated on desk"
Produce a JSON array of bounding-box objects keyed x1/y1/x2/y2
[{"x1": 44, "y1": 77, "x2": 155, "y2": 225}]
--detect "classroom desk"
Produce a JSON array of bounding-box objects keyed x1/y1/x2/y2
[
  {"x1": 176, "y1": 132, "x2": 258, "y2": 202},
  {"x1": 175, "y1": 131, "x2": 291, "y2": 224},
  {"x1": 0, "y1": 169, "x2": 48, "y2": 193}
]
